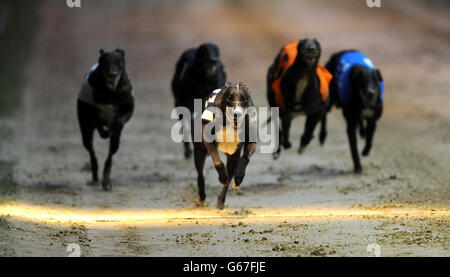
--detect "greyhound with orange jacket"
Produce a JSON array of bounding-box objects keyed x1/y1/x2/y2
[{"x1": 267, "y1": 38, "x2": 332, "y2": 160}]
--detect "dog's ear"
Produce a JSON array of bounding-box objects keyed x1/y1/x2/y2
[
  {"x1": 375, "y1": 69, "x2": 383, "y2": 82},
  {"x1": 215, "y1": 89, "x2": 225, "y2": 111},
  {"x1": 115, "y1": 48, "x2": 125, "y2": 58},
  {"x1": 99, "y1": 49, "x2": 105, "y2": 56},
  {"x1": 214, "y1": 46, "x2": 220, "y2": 58},
  {"x1": 313, "y1": 38, "x2": 321, "y2": 53}
]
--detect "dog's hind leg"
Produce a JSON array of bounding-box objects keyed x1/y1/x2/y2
[
  {"x1": 273, "y1": 127, "x2": 282, "y2": 160},
  {"x1": 216, "y1": 150, "x2": 240, "y2": 210},
  {"x1": 181, "y1": 114, "x2": 192, "y2": 159},
  {"x1": 298, "y1": 112, "x2": 322, "y2": 154},
  {"x1": 359, "y1": 119, "x2": 366, "y2": 138},
  {"x1": 362, "y1": 119, "x2": 376, "y2": 157},
  {"x1": 319, "y1": 113, "x2": 327, "y2": 145},
  {"x1": 184, "y1": 142, "x2": 192, "y2": 159},
  {"x1": 194, "y1": 143, "x2": 207, "y2": 202},
  {"x1": 273, "y1": 114, "x2": 291, "y2": 160},
  {"x1": 102, "y1": 124, "x2": 124, "y2": 191}
]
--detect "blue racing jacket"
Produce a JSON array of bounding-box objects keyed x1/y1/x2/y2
[{"x1": 335, "y1": 51, "x2": 384, "y2": 105}]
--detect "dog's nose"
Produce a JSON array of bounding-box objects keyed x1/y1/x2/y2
[
  {"x1": 108, "y1": 72, "x2": 119, "y2": 78},
  {"x1": 233, "y1": 106, "x2": 244, "y2": 117},
  {"x1": 306, "y1": 43, "x2": 316, "y2": 52},
  {"x1": 367, "y1": 89, "x2": 376, "y2": 99}
]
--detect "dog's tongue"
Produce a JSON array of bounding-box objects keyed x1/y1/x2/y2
[{"x1": 113, "y1": 75, "x2": 120, "y2": 90}]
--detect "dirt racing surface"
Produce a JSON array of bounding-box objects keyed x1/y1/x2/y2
[{"x1": 0, "y1": 0, "x2": 449, "y2": 256}]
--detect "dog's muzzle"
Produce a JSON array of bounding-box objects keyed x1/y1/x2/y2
[
  {"x1": 226, "y1": 106, "x2": 245, "y2": 129},
  {"x1": 106, "y1": 72, "x2": 121, "y2": 90}
]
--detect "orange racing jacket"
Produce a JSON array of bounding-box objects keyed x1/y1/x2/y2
[{"x1": 271, "y1": 41, "x2": 332, "y2": 111}]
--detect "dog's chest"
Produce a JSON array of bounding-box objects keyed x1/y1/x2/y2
[
  {"x1": 362, "y1": 108, "x2": 375, "y2": 118},
  {"x1": 216, "y1": 126, "x2": 240, "y2": 155},
  {"x1": 292, "y1": 76, "x2": 309, "y2": 114},
  {"x1": 97, "y1": 104, "x2": 118, "y2": 127}
]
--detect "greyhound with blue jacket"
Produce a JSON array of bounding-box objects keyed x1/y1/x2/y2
[{"x1": 321, "y1": 50, "x2": 384, "y2": 173}]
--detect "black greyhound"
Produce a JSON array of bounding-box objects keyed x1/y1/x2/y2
[
  {"x1": 77, "y1": 49, "x2": 134, "y2": 191},
  {"x1": 267, "y1": 39, "x2": 332, "y2": 159},
  {"x1": 171, "y1": 43, "x2": 227, "y2": 158},
  {"x1": 194, "y1": 82, "x2": 256, "y2": 210},
  {"x1": 321, "y1": 50, "x2": 384, "y2": 173}
]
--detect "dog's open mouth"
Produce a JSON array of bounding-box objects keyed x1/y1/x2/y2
[
  {"x1": 226, "y1": 106, "x2": 245, "y2": 129},
  {"x1": 304, "y1": 53, "x2": 318, "y2": 65},
  {"x1": 206, "y1": 65, "x2": 217, "y2": 77},
  {"x1": 233, "y1": 115, "x2": 239, "y2": 128},
  {"x1": 106, "y1": 74, "x2": 121, "y2": 90}
]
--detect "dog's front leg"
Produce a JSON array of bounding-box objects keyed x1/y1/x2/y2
[
  {"x1": 346, "y1": 117, "x2": 362, "y2": 173},
  {"x1": 204, "y1": 140, "x2": 228, "y2": 185},
  {"x1": 273, "y1": 113, "x2": 292, "y2": 160},
  {"x1": 233, "y1": 142, "x2": 256, "y2": 188},
  {"x1": 273, "y1": 126, "x2": 282, "y2": 160},
  {"x1": 202, "y1": 124, "x2": 228, "y2": 185},
  {"x1": 298, "y1": 112, "x2": 322, "y2": 154},
  {"x1": 281, "y1": 114, "x2": 293, "y2": 149},
  {"x1": 181, "y1": 113, "x2": 193, "y2": 159},
  {"x1": 362, "y1": 119, "x2": 377, "y2": 156},
  {"x1": 102, "y1": 120, "x2": 124, "y2": 191},
  {"x1": 319, "y1": 112, "x2": 327, "y2": 145},
  {"x1": 193, "y1": 142, "x2": 208, "y2": 202},
  {"x1": 216, "y1": 150, "x2": 241, "y2": 210}
]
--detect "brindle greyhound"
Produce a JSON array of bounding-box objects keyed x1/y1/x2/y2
[
  {"x1": 77, "y1": 49, "x2": 134, "y2": 191},
  {"x1": 193, "y1": 82, "x2": 256, "y2": 210}
]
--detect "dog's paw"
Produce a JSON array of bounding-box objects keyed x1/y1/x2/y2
[
  {"x1": 215, "y1": 163, "x2": 228, "y2": 185},
  {"x1": 283, "y1": 141, "x2": 292, "y2": 149},
  {"x1": 298, "y1": 147, "x2": 305, "y2": 155},
  {"x1": 319, "y1": 132, "x2": 327, "y2": 145},
  {"x1": 81, "y1": 163, "x2": 91, "y2": 172},
  {"x1": 184, "y1": 148, "x2": 192, "y2": 159},
  {"x1": 234, "y1": 174, "x2": 244, "y2": 188},
  {"x1": 216, "y1": 200, "x2": 225, "y2": 210},
  {"x1": 232, "y1": 181, "x2": 240, "y2": 191},
  {"x1": 195, "y1": 200, "x2": 207, "y2": 208},
  {"x1": 273, "y1": 151, "x2": 280, "y2": 160},
  {"x1": 354, "y1": 166, "x2": 363, "y2": 174},
  {"x1": 362, "y1": 148, "x2": 370, "y2": 157},
  {"x1": 102, "y1": 179, "x2": 112, "y2": 191},
  {"x1": 198, "y1": 193, "x2": 206, "y2": 202},
  {"x1": 87, "y1": 180, "x2": 100, "y2": 186}
]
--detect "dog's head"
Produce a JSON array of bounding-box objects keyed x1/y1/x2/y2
[
  {"x1": 349, "y1": 65, "x2": 383, "y2": 107},
  {"x1": 196, "y1": 43, "x2": 222, "y2": 78},
  {"x1": 98, "y1": 49, "x2": 126, "y2": 91},
  {"x1": 217, "y1": 81, "x2": 254, "y2": 129},
  {"x1": 297, "y1": 38, "x2": 321, "y2": 67}
]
